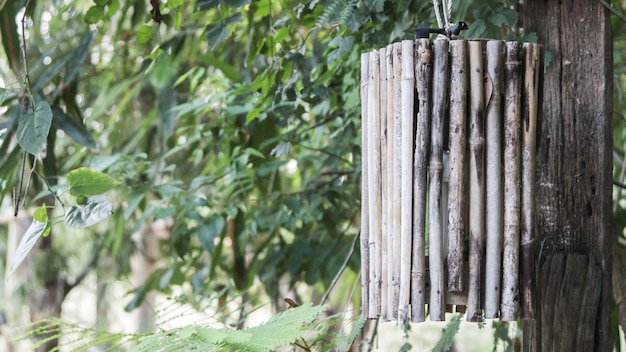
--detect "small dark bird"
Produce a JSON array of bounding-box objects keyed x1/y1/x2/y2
[{"x1": 415, "y1": 22, "x2": 468, "y2": 39}]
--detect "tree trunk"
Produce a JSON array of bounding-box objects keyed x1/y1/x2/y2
[{"x1": 522, "y1": 1, "x2": 614, "y2": 351}]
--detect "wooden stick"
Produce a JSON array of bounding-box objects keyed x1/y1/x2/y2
[
  {"x1": 484, "y1": 40, "x2": 504, "y2": 319},
  {"x1": 391, "y1": 42, "x2": 403, "y2": 320},
  {"x1": 411, "y1": 38, "x2": 432, "y2": 322},
  {"x1": 360, "y1": 52, "x2": 370, "y2": 318},
  {"x1": 379, "y1": 47, "x2": 390, "y2": 321},
  {"x1": 521, "y1": 42, "x2": 541, "y2": 320},
  {"x1": 428, "y1": 39, "x2": 449, "y2": 322},
  {"x1": 501, "y1": 41, "x2": 522, "y2": 321},
  {"x1": 367, "y1": 50, "x2": 382, "y2": 318},
  {"x1": 467, "y1": 40, "x2": 486, "y2": 322},
  {"x1": 398, "y1": 40, "x2": 415, "y2": 324},
  {"x1": 447, "y1": 39, "x2": 468, "y2": 294},
  {"x1": 385, "y1": 44, "x2": 395, "y2": 321}
]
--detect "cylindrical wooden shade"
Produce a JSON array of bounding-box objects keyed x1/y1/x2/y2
[{"x1": 360, "y1": 39, "x2": 542, "y2": 323}]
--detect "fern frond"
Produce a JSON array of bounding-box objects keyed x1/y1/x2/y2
[
  {"x1": 315, "y1": 0, "x2": 358, "y2": 28},
  {"x1": 131, "y1": 303, "x2": 326, "y2": 352},
  {"x1": 11, "y1": 317, "x2": 139, "y2": 351}
]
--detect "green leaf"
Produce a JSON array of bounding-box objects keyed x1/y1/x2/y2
[
  {"x1": 490, "y1": 8, "x2": 518, "y2": 27},
  {"x1": 65, "y1": 31, "x2": 96, "y2": 84},
  {"x1": 51, "y1": 106, "x2": 96, "y2": 149},
  {"x1": 0, "y1": 87, "x2": 12, "y2": 105},
  {"x1": 10, "y1": 219, "x2": 49, "y2": 274},
  {"x1": 465, "y1": 19, "x2": 487, "y2": 39},
  {"x1": 84, "y1": 5, "x2": 105, "y2": 24},
  {"x1": 64, "y1": 195, "x2": 114, "y2": 228},
  {"x1": 195, "y1": 0, "x2": 221, "y2": 11},
  {"x1": 67, "y1": 167, "x2": 117, "y2": 196},
  {"x1": 197, "y1": 214, "x2": 225, "y2": 253},
  {"x1": 431, "y1": 313, "x2": 462, "y2": 352},
  {"x1": 124, "y1": 286, "x2": 146, "y2": 312},
  {"x1": 363, "y1": 0, "x2": 384, "y2": 12},
  {"x1": 16, "y1": 100, "x2": 53, "y2": 156},
  {"x1": 137, "y1": 25, "x2": 152, "y2": 44},
  {"x1": 204, "y1": 23, "x2": 229, "y2": 50},
  {"x1": 33, "y1": 205, "x2": 49, "y2": 222},
  {"x1": 225, "y1": 0, "x2": 250, "y2": 7},
  {"x1": 204, "y1": 13, "x2": 242, "y2": 49},
  {"x1": 167, "y1": 0, "x2": 183, "y2": 8}
]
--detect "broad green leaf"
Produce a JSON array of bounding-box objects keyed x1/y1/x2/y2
[
  {"x1": 10, "y1": 219, "x2": 49, "y2": 274},
  {"x1": 197, "y1": 214, "x2": 225, "y2": 253},
  {"x1": 84, "y1": 5, "x2": 105, "y2": 24},
  {"x1": 64, "y1": 195, "x2": 114, "y2": 228},
  {"x1": 16, "y1": 100, "x2": 53, "y2": 156},
  {"x1": 67, "y1": 167, "x2": 117, "y2": 196},
  {"x1": 137, "y1": 25, "x2": 152, "y2": 44}
]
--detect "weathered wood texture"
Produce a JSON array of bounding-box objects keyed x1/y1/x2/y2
[
  {"x1": 411, "y1": 38, "x2": 431, "y2": 323},
  {"x1": 466, "y1": 40, "x2": 485, "y2": 322},
  {"x1": 447, "y1": 40, "x2": 467, "y2": 294},
  {"x1": 522, "y1": 0, "x2": 613, "y2": 350},
  {"x1": 428, "y1": 40, "x2": 449, "y2": 322},
  {"x1": 359, "y1": 53, "x2": 370, "y2": 319}
]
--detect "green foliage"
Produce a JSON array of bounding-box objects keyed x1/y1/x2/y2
[
  {"x1": 66, "y1": 167, "x2": 117, "y2": 196},
  {"x1": 10, "y1": 216, "x2": 50, "y2": 274},
  {"x1": 64, "y1": 195, "x2": 114, "y2": 228},
  {"x1": 431, "y1": 314, "x2": 462, "y2": 352},
  {"x1": 16, "y1": 100, "x2": 53, "y2": 156},
  {"x1": 12, "y1": 304, "x2": 365, "y2": 352},
  {"x1": 134, "y1": 303, "x2": 325, "y2": 351}
]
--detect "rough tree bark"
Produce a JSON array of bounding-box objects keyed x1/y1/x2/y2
[{"x1": 522, "y1": 1, "x2": 614, "y2": 351}]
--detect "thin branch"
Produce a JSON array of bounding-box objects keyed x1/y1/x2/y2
[
  {"x1": 320, "y1": 229, "x2": 360, "y2": 305},
  {"x1": 599, "y1": 0, "x2": 626, "y2": 22},
  {"x1": 291, "y1": 140, "x2": 353, "y2": 165},
  {"x1": 614, "y1": 179, "x2": 626, "y2": 190}
]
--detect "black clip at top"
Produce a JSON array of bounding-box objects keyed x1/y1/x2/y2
[{"x1": 415, "y1": 22, "x2": 468, "y2": 39}]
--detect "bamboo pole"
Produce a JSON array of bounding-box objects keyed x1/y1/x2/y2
[
  {"x1": 384, "y1": 44, "x2": 395, "y2": 321},
  {"x1": 447, "y1": 39, "x2": 468, "y2": 294},
  {"x1": 467, "y1": 40, "x2": 486, "y2": 322},
  {"x1": 391, "y1": 42, "x2": 403, "y2": 320},
  {"x1": 521, "y1": 42, "x2": 541, "y2": 320},
  {"x1": 398, "y1": 40, "x2": 415, "y2": 324},
  {"x1": 411, "y1": 38, "x2": 432, "y2": 322},
  {"x1": 367, "y1": 51, "x2": 382, "y2": 318},
  {"x1": 360, "y1": 52, "x2": 370, "y2": 318},
  {"x1": 428, "y1": 39, "x2": 449, "y2": 322},
  {"x1": 501, "y1": 41, "x2": 522, "y2": 321},
  {"x1": 484, "y1": 40, "x2": 504, "y2": 319},
  {"x1": 379, "y1": 47, "x2": 390, "y2": 321}
]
